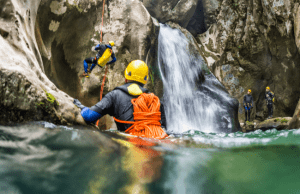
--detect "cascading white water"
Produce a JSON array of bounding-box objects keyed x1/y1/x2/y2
[{"x1": 158, "y1": 24, "x2": 237, "y2": 134}]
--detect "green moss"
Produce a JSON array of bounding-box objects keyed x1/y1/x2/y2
[
  {"x1": 246, "y1": 121, "x2": 254, "y2": 125},
  {"x1": 36, "y1": 102, "x2": 44, "y2": 106},
  {"x1": 46, "y1": 92, "x2": 59, "y2": 106},
  {"x1": 149, "y1": 71, "x2": 154, "y2": 85},
  {"x1": 280, "y1": 118, "x2": 288, "y2": 123}
]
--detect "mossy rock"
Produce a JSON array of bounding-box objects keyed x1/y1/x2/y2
[{"x1": 46, "y1": 92, "x2": 59, "y2": 106}]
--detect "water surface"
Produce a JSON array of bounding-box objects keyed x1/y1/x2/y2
[{"x1": 1, "y1": 122, "x2": 300, "y2": 193}]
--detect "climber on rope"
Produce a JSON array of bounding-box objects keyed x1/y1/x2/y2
[
  {"x1": 81, "y1": 41, "x2": 116, "y2": 77},
  {"x1": 74, "y1": 60, "x2": 168, "y2": 139},
  {"x1": 243, "y1": 89, "x2": 253, "y2": 122}
]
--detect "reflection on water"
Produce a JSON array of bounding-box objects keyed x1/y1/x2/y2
[
  {"x1": 0, "y1": 122, "x2": 163, "y2": 194},
  {"x1": 1, "y1": 123, "x2": 300, "y2": 193}
]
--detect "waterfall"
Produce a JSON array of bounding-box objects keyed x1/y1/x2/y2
[{"x1": 158, "y1": 24, "x2": 239, "y2": 134}]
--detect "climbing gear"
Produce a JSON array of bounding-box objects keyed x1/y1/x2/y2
[
  {"x1": 97, "y1": 48, "x2": 112, "y2": 67},
  {"x1": 248, "y1": 89, "x2": 251, "y2": 93},
  {"x1": 266, "y1": 86, "x2": 270, "y2": 90},
  {"x1": 109, "y1": 41, "x2": 115, "y2": 47},
  {"x1": 125, "y1": 60, "x2": 148, "y2": 85},
  {"x1": 113, "y1": 93, "x2": 168, "y2": 139}
]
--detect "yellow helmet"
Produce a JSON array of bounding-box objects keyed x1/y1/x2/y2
[
  {"x1": 109, "y1": 41, "x2": 115, "y2": 47},
  {"x1": 248, "y1": 89, "x2": 251, "y2": 93},
  {"x1": 125, "y1": 60, "x2": 148, "y2": 84},
  {"x1": 266, "y1": 86, "x2": 270, "y2": 90}
]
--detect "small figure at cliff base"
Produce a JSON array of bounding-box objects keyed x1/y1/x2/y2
[
  {"x1": 243, "y1": 89, "x2": 253, "y2": 122},
  {"x1": 74, "y1": 60, "x2": 168, "y2": 139},
  {"x1": 82, "y1": 41, "x2": 116, "y2": 77},
  {"x1": 265, "y1": 86, "x2": 275, "y2": 119}
]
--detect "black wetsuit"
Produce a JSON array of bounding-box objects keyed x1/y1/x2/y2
[
  {"x1": 243, "y1": 94, "x2": 253, "y2": 121},
  {"x1": 265, "y1": 91, "x2": 275, "y2": 118},
  {"x1": 88, "y1": 82, "x2": 167, "y2": 132}
]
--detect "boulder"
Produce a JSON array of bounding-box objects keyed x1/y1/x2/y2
[
  {"x1": 242, "y1": 121, "x2": 255, "y2": 132},
  {"x1": 140, "y1": 0, "x2": 198, "y2": 28},
  {"x1": 288, "y1": 99, "x2": 300, "y2": 129},
  {"x1": 255, "y1": 117, "x2": 292, "y2": 130},
  {"x1": 0, "y1": 0, "x2": 85, "y2": 125},
  {"x1": 196, "y1": 0, "x2": 300, "y2": 122}
]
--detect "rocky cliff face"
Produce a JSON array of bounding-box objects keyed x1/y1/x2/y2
[
  {"x1": 0, "y1": 0, "x2": 158, "y2": 126},
  {"x1": 197, "y1": 0, "x2": 300, "y2": 122},
  {"x1": 0, "y1": 0, "x2": 85, "y2": 125},
  {"x1": 2, "y1": 0, "x2": 300, "y2": 129}
]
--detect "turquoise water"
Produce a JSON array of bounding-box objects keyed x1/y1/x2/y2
[{"x1": 1, "y1": 122, "x2": 300, "y2": 193}]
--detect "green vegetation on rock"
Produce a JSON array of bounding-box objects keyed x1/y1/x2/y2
[{"x1": 280, "y1": 118, "x2": 288, "y2": 123}]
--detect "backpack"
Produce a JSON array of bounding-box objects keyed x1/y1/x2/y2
[{"x1": 97, "y1": 48, "x2": 112, "y2": 67}]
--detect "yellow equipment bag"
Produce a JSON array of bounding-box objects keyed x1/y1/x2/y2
[{"x1": 97, "y1": 48, "x2": 112, "y2": 67}]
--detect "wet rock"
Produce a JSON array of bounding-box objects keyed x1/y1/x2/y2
[
  {"x1": 255, "y1": 117, "x2": 292, "y2": 130},
  {"x1": 196, "y1": 0, "x2": 300, "y2": 122},
  {"x1": 36, "y1": 0, "x2": 157, "y2": 107},
  {"x1": 140, "y1": 0, "x2": 198, "y2": 28},
  {"x1": 0, "y1": 0, "x2": 158, "y2": 126},
  {"x1": 0, "y1": 0, "x2": 86, "y2": 125},
  {"x1": 243, "y1": 121, "x2": 255, "y2": 132},
  {"x1": 288, "y1": 99, "x2": 300, "y2": 129}
]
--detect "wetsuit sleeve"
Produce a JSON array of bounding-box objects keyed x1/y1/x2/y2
[
  {"x1": 95, "y1": 44, "x2": 101, "y2": 51},
  {"x1": 243, "y1": 95, "x2": 246, "y2": 105},
  {"x1": 107, "y1": 52, "x2": 116, "y2": 64},
  {"x1": 81, "y1": 107, "x2": 102, "y2": 123},
  {"x1": 90, "y1": 91, "x2": 115, "y2": 116},
  {"x1": 160, "y1": 102, "x2": 167, "y2": 129},
  {"x1": 251, "y1": 95, "x2": 253, "y2": 106}
]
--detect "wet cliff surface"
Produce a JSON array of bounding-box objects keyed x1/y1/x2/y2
[{"x1": 196, "y1": 0, "x2": 300, "y2": 125}]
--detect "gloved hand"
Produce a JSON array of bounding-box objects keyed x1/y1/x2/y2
[
  {"x1": 244, "y1": 106, "x2": 248, "y2": 110},
  {"x1": 73, "y1": 99, "x2": 85, "y2": 110}
]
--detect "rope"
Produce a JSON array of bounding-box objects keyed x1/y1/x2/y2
[
  {"x1": 96, "y1": 0, "x2": 107, "y2": 127},
  {"x1": 113, "y1": 93, "x2": 168, "y2": 139}
]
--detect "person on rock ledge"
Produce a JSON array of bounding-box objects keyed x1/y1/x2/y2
[
  {"x1": 74, "y1": 60, "x2": 168, "y2": 139},
  {"x1": 265, "y1": 86, "x2": 275, "y2": 119},
  {"x1": 82, "y1": 41, "x2": 117, "y2": 77},
  {"x1": 243, "y1": 89, "x2": 253, "y2": 122}
]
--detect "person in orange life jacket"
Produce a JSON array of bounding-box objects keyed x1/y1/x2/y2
[
  {"x1": 243, "y1": 89, "x2": 253, "y2": 122},
  {"x1": 74, "y1": 60, "x2": 167, "y2": 131},
  {"x1": 82, "y1": 41, "x2": 116, "y2": 77}
]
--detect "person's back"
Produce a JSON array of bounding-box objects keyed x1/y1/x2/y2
[
  {"x1": 74, "y1": 60, "x2": 167, "y2": 138},
  {"x1": 88, "y1": 81, "x2": 166, "y2": 131}
]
